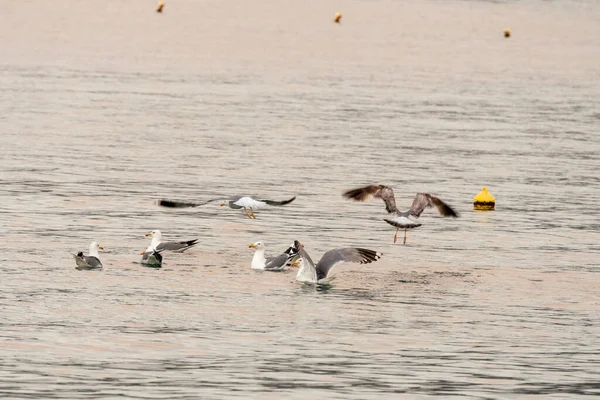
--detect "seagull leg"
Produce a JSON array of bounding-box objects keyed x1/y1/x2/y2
[
  {"x1": 249, "y1": 208, "x2": 256, "y2": 219},
  {"x1": 242, "y1": 207, "x2": 252, "y2": 219},
  {"x1": 403, "y1": 228, "x2": 407, "y2": 245},
  {"x1": 393, "y1": 228, "x2": 399, "y2": 243}
]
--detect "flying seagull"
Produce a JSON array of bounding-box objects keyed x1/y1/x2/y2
[
  {"x1": 143, "y1": 230, "x2": 198, "y2": 253},
  {"x1": 343, "y1": 185, "x2": 458, "y2": 244},
  {"x1": 73, "y1": 241, "x2": 104, "y2": 270},
  {"x1": 158, "y1": 196, "x2": 296, "y2": 219},
  {"x1": 248, "y1": 241, "x2": 299, "y2": 271},
  {"x1": 288, "y1": 240, "x2": 382, "y2": 284}
]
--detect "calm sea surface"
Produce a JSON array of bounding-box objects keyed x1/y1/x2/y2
[{"x1": 1, "y1": 0, "x2": 599, "y2": 398}]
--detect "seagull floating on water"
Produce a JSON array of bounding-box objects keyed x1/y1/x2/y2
[
  {"x1": 73, "y1": 241, "x2": 104, "y2": 270},
  {"x1": 289, "y1": 240, "x2": 382, "y2": 284},
  {"x1": 343, "y1": 185, "x2": 458, "y2": 244},
  {"x1": 141, "y1": 248, "x2": 164, "y2": 267},
  {"x1": 143, "y1": 230, "x2": 198, "y2": 253},
  {"x1": 158, "y1": 195, "x2": 296, "y2": 219},
  {"x1": 248, "y1": 241, "x2": 298, "y2": 271}
]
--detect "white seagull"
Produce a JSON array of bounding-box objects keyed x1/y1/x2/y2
[
  {"x1": 158, "y1": 195, "x2": 296, "y2": 219},
  {"x1": 73, "y1": 241, "x2": 104, "y2": 269},
  {"x1": 248, "y1": 241, "x2": 298, "y2": 271},
  {"x1": 143, "y1": 230, "x2": 198, "y2": 254},
  {"x1": 343, "y1": 185, "x2": 458, "y2": 244}
]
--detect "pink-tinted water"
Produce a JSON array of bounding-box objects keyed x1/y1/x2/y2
[{"x1": 1, "y1": 0, "x2": 599, "y2": 398}]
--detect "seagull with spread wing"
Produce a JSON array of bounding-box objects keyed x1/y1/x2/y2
[
  {"x1": 158, "y1": 195, "x2": 296, "y2": 219},
  {"x1": 343, "y1": 185, "x2": 458, "y2": 244},
  {"x1": 288, "y1": 240, "x2": 382, "y2": 284}
]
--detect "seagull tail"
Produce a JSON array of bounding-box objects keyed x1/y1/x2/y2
[
  {"x1": 384, "y1": 218, "x2": 422, "y2": 229},
  {"x1": 185, "y1": 239, "x2": 199, "y2": 248}
]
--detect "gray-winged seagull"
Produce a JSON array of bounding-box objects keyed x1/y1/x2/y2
[
  {"x1": 248, "y1": 241, "x2": 299, "y2": 271},
  {"x1": 288, "y1": 240, "x2": 382, "y2": 284},
  {"x1": 73, "y1": 241, "x2": 104, "y2": 269},
  {"x1": 343, "y1": 185, "x2": 458, "y2": 244}
]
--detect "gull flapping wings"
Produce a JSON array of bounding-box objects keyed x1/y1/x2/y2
[
  {"x1": 343, "y1": 184, "x2": 459, "y2": 244},
  {"x1": 290, "y1": 241, "x2": 382, "y2": 283},
  {"x1": 315, "y1": 248, "x2": 382, "y2": 281},
  {"x1": 158, "y1": 195, "x2": 296, "y2": 209}
]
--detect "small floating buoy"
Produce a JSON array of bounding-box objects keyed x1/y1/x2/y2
[
  {"x1": 334, "y1": 12, "x2": 342, "y2": 23},
  {"x1": 504, "y1": 28, "x2": 510, "y2": 38},
  {"x1": 474, "y1": 187, "x2": 495, "y2": 210},
  {"x1": 156, "y1": 1, "x2": 164, "y2": 13}
]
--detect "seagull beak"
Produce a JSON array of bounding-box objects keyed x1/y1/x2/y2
[
  {"x1": 220, "y1": 203, "x2": 225, "y2": 207},
  {"x1": 140, "y1": 250, "x2": 145, "y2": 255},
  {"x1": 248, "y1": 244, "x2": 255, "y2": 248},
  {"x1": 145, "y1": 233, "x2": 152, "y2": 237},
  {"x1": 98, "y1": 246, "x2": 104, "y2": 250},
  {"x1": 290, "y1": 260, "x2": 300, "y2": 268}
]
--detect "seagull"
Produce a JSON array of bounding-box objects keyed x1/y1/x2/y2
[
  {"x1": 143, "y1": 230, "x2": 198, "y2": 253},
  {"x1": 288, "y1": 240, "x2": 382, "y2": 284},
  {"x1": 158, "y1": 195, "x2": 296, "y2": 219},
  {"x1": 343, "y1": 185, "x2": 458, "y2": 244},
  {"x1": 248, "y1": 241, "x2": 298, "y2": 271},
  {"x1": 73, "y1": 241, "x2": 104, "y2": 269},
  {"x1": 141, "y1": 248, "x2": 164, "y2": 267}
]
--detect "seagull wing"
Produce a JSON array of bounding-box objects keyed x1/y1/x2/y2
[
  {"x1": 141, "y1": 249, "x2": 163, "y2": 265},
  {"x1": 291, "y1": 240, "x2": 316, "y2": 267},
  {"x1": 83, "y1": 255, "x2": 103, "y2": 268},
  {"x1": 409, "y1": 193, "x2": 458, "y2": 218},
  {"x1": 315, "y1": 248, "x2": 382, "y2": 281},
  {"x1": 264, "y1": 251, "x2": 297, "y2": 271},
  {"x1": 158, "y1": 198, "x2": 221, "y2": 208},
  {"x1": 260, "y1": 196, "x2": 296, "y2": 206},
  {"x1": 343, "y1": 185, "x2": 398, "y2": 214},
  {"x1": 156, "y1": 239, "x2": 198, "y2": 252}
]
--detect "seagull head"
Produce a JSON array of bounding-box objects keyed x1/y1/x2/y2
[
  {"x1": 145, "y1": 230, "x2": 162, "y2": 240},
  {"x1": 289, "y1": 257, "x2": 304, "y2": 268},
  {"x1": 248, "y1": 241, "x2": 265, "y2": 250},
  {"x1": 90, "y1": 241, "x2": 104, "y2": 251}
]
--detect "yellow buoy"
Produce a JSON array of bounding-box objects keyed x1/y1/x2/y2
[
  {"x1": 504, "y1": 28, "x2": 510, "y2": 38},
  {"x1": 156, "y1": 1, "x2": 164, "y2": 13},
  {"x1": 474, "y1": 187, "x2": 495, "y2": 210},
  {"x1": 334, "y1": 12, "x2": 342, "y2": 23}
]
